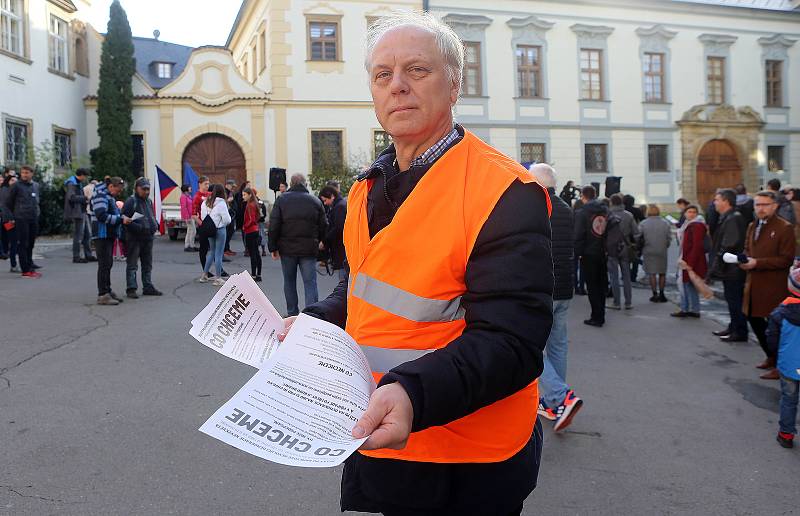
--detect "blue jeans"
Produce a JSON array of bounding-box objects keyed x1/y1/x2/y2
[
  {"x1": 681, "y1": 281, "x2": 700, "y2": 313},
  {"x1": 780, "y1": 375, "x2": 799, "y2": 435},
  {"x1": 280, "y1": 255, "x2": 318, "y2": 316},
  {"x1": 204, "y1": 227, "x2": 226, "y2": 276},
  {"x1": 540, "y1": 299, "x2": 571, "y2": 408}
]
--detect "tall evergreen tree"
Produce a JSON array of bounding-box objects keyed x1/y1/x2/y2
[{"x1": 96, "y1": 0, "x2": 135, "y2": 183}]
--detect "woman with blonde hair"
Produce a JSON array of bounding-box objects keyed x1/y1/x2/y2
[{"x1": 638, "y1": 204, "x2": 672, "y2": 302}]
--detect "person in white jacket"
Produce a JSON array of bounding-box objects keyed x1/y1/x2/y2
[{"x1": 198, "y1": 184, "x2": 231, "y2": 286}]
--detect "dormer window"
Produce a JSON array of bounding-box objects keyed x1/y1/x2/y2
[{"x1": 156, "y1": 62, "x2": 172, "y2": 79}]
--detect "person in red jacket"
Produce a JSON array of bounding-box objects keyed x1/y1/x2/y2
[
  {"x1": 673, "y1": 204, "x2": 708, "y2": 318},
  {"x1": 192, "y1": 176, "x2": 212, "y2": 272},
  {"x1": 242, "y1": 186, "x2": 262, "y2": 282}
]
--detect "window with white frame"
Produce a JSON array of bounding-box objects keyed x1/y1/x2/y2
[
  {"x1": 54, "y1": 131, "x2": 72, "y2": 169},
  {"x1": 585, "y1": 144, "x2": 608, "y2": 173},
  {"x1": 1, "y1": 0, "x2": 24, "y2": 56},
  {"x1": 521, "y1": 143, "x2": 546, "y2": 164},
  {"x1": 156, "y1": 62, "x2": 172, "y2": 79},
  {"x1": 5, "y1": 120, "x2": 28, "y2": 164},
  {"x1": 643, "y1": 53, "x2": 665, "y2": 103},
  {"x1": 580, "y1": 49, "x2": 603, "y2": 100},
  {"x1": 49, "y1": 14, "x2": 69, "y2": 73},
  {"x1": 768, "y1": 146, "x2": 784, "y2": 173},
  {"x1": 648, "y1": 144, "x2": 669, "y2": 172}
]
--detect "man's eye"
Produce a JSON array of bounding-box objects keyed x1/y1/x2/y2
[{"x1": 375, "y1": 71, "x2": 391, "y2": 80}]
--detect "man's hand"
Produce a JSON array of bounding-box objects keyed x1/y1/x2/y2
[
  {"x1": 271, "y1": 251, "x2": 280, "y2": 261},
  {"x1": 353, "y1": 382, "x2": 413, "y2": 450},
  {"x1": 740, "y1": 258, "x2": 757, "y2": 270},
  {"x1": 122, "y1": 216, "x2": 132, "y2": 225},
  {"x1": 277, "y1": 316, "x2": 297, "y2": 342},
  {"x1": 318, "y1": 242, "x2": 325, "y2": 251}
]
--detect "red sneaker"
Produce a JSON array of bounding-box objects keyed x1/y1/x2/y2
[
  {"x1": 21, "y1": 271, "x2": 41, "y2": 278},
  {"x1": 777, "y1": 432, "x2": 794, "y2": 448},
  {"x1": 553, "y1": 390, "x2": 584, "y2": 432}
]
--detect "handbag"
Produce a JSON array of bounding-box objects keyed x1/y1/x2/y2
[{"x1": 198, "y1": 215, "x2": 216, "y2": 239}]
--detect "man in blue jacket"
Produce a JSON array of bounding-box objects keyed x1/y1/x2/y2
[{"x1": 91, "y1": 177, "x2": 131, "y2": 305}]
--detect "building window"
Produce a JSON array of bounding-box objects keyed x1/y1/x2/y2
[
  {"x1": 259, "y1": 31, "x2": 266, "y2": 73},
  {"x1": 768, "y1": 146, "x2": 784, "y2": 173},
  {"x1": 0, "y1": 0, "x2": 23, "y2": 56},
  {"x1": 5, "y1": 120, "x2": 28, "y2": 164},
  {"x1": 373, "y1": 130, "x2": 391, "y2": 160},
  {"x1": 520, "y1": 143, "x2": 546, "y2": 164},
  {"x1": 707, "y1": 56, "x2": 725, "y2": 104},
  {"x1": 74, "y1": 35, "x2": 88, "y2": 76},
  {"x1": 156, "y1": 62, "x2": 172, "y2": 79},
  {"x1": 643, "y1": 52, "x2": 665, "y2": 103},
  {"x1": 311, "y1": 131, "x2": 343, "y2": 171},
  {"x1": 648, "y1": 144, "x2": 669, "y2": 172},
  {"x1": 585, "y1": 144, "x2": 608, "y2": 173},
  {"x1": 766, "y1": 60, "x2": 782, "y2": 107},
  {"x1": 308, "y1": 20, "x2": 338, "y2": 61},
  {"x1": 516, "y1": 45, "x2": 542, "y2": 98},
  {"x1": 131, "y1": 134, "x2": 145, "y2": 178},
  {"x1": 49, "y1": 14, "x2": 68, "y2": 73},
  {"x1": 54, "y1": 131, "x2": 72, "y2": 169},
  {"x1": 462, "y1": 41, "x2": 482, "y2": 96},
  {"x1": 580, "y1": 49, "x2": 603, "y2": 100}
]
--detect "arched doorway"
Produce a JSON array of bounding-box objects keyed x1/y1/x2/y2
[
  {"x1": 182, "y1": 133, "x2": 246, "y2": 187},
  {"x1": 696, "y1": 139, "x2": 741, "y2": 207}
]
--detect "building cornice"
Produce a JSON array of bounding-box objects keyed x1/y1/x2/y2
[
  {"x1": 442, "y1": 13, "x2": 493, "y2": 28},
  {"x1": 570, "y1": 23, "x2": 615, "y2": 39},
  {"x1": 758, "y1": 33, "x2": 798, "y2": 48},
  {"x1": 47, "y1": 0, "x2": 77, "y2": 13},
  {"x1": 226, "y1": 0, "x2": 254, "y2": 49},
  {"x1": 506, "y1": 15, "x2": 554, "y2": 31},
  {"x1": 698, "y1": 33, "x2": 738, "y2": 46},
  {"x1": 635, "y1": 24, "x2": 677, "y2": 40}
]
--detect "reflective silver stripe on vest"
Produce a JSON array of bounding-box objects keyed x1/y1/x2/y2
[
  {"x1": 352, "y1": 273, "x2": 466, "y2": 323},
  {"x1": 360, "y1": 345, "x2": 435, "y2": 373}
]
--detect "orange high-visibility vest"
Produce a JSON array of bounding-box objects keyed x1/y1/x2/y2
[{"x1": 344, "y1": 130, "x2": 551, "y2": 463}]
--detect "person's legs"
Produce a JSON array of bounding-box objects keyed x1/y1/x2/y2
[
  {"x1": 298, "y1": 256, "x2": 319, "y2": 308},
  {"x1": 685, "y1": 282, "x2": 700, "y2": 313},
  {"x1": 246, "y1": 232, "x2": 260, "y2": 276},
  {"x1": 722, "y1": 278, "x2": 748, "y2": 336},
  {"x1": 540, "y1": 300, "x2": 571, "y2": 408},
  {"x1": 203, "y1": 235, "x2": 216, "y2": 274},
  {"x1": 140, "y1": 239, "x2": 154, "y2": 290},
  {"x1": 281, "y1": 255, "x2": 300, "y2": 316},
  {"x1": 649, "y1": 273, "x2": 657, "y2": 296},
  {"x1": 0, "y1": 224, "x2": 7, "y2": 256},
  {"x1": 779, "y1": 376, "x2": 799, "y2": 436},
  {"x1": 184, "y1": 218, "x2": 196, "y2": 249},
  {"x1": 748, "y1": 315, "x2": 770, "y2": 358},
  {"x1": 95, "y1": 239, "x2": 113, "y2": 296},
  {"x1": 28, "y1": 220, "x2": 37, "y2": 263},
  {"x1": 658, "y1": 273, "x2": 667, "y2": 295},
  {"x1": 198, "y1": 233, "x2": 209, "y2": 270},
  {"x1": 607, "y1": 257, "x2": 621, "y2": 306},
  {"x1": 620, "y1": 258, "x2": 632, "y2": 306},
  {"x1": 224, "y1": 222, "x2": 233, "y2": 252},
  {"x1": 7, "y1": 227, "x2": 18, "y2": 268},
  {"x1": 583, "y1": 256, "x2": 605, "y2": 323},
  {"x1": 82, "y1": 215, "x2": 93, "y2": 258},
  {"x1": 72, "y1": 218, "x2": 83, "y2": 259},
  {"x1": 630, "y1": 257, "x2": 640, "y2": 282},
  {"x1": 125, "y1": 240, "x2": 141, "y2": 291},
  {"x1": 680, "y1": 282, "x2": 690, "y2": 312},
  {"x1": 16, "y1": 220, "x2": 32, "y2": 273},
  {"x1": 213, "y1": 227, "x2": 226, "y2": 276}
]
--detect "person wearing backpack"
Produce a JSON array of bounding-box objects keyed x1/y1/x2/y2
[
  {"x1": 574, "y1": 185, "x2": 609, "y2": 327},
  {"x1": 606, "y1": 193, "x2": 640, "y2": 310}
]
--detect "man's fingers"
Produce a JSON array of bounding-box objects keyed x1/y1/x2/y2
[
  {"x1": 352, "y1": 403, "x2": 387, "y2": 439},
  {"x1": 277, "y1": 316, "x2": 297, "y2": 341},
  {"x1": 360, "y1": 426, "x2": 406, "y2": 450}
]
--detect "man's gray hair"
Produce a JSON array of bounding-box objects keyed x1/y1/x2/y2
[
  {"x1": 290, "y1": 173, "x2": 306, "y2": 187},
  {"x1": 364, "y1": 11, "x2": 464, "y2": 95},
  {"x1": 529, "y1": 163, "x2": 557, "y2": 189}
]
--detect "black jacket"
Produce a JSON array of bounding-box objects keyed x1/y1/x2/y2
[
  {"x1": 548, "y1": 187, "x2": 574, "y2": 300},
  {"x1": 4, "y1": 179, "x2": 40, "y2": 222},
  {"x1": 324, "y1": 196, "x2": 347, "y2": 270},
  {"x1": 574, "y1": 199, "x2": 608, "y2": 258},
  {"x1": 122, "y1": 194, "x2": 157, "y2": 241},
  {"x1": 63, "y1": 175, "x2": 87, "y2": 220},
  {"x1": 708, "y1": 209, "x2": 746, "y2": 281},
  {"x1": 267, "y1": 184, "x2": 327, "y2": 257},
  {"x1": 305, "y1": 132, "x2": 552, "y2": 514}
]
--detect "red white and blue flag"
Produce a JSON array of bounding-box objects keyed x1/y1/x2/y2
[{"x1": 152, "y1": 165, "x2": 178, "y2": 235}]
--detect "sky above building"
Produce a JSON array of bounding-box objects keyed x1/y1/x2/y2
[{"x1": 85, "y1": 0, "x2": 242, "y2": 48}]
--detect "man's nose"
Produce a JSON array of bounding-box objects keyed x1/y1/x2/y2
[{"x1": 389, "y1": 70, "x2": 409, "y2": 94}]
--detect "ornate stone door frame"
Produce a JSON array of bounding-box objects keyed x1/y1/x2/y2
[{"x1": 676, "y1": 104, "x2": 764, "y2": 203}]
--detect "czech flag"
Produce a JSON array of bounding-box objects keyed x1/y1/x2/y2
[
  {"x1": 183, "y1": 162, "x2": 199, "y2": 198},
  {"x1": 153, "y1": 165, "x2": 178, "y2": 235}
]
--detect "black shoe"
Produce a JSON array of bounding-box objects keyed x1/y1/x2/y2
[
  {"x1": 184, "y1": 247, "x2": 195, "y2": 253},
  {"x1": 31, "y1": 263, "x2": 42, "y2": 270},
  {"x1": 777, "y1": 433, "x2": 794, "y2": 449},
  {"x1": 720, "y1": 334, "x2": 747, "y2": 342},
  {"x1": 254, "y1": 275, "x2": 262, "y2": 282},
  {"x1": 73, "y1": 257, "x2": 88, "y2": 263},
  {"x1": 583, "y1": 319, "x2": 604, "y2": 327},
  {"x1": 86, "y1": 255, "x2": 98, "y2": 262},
  {"x1": 671, "y1": 311, "x2": 689, "y2": 318},
  {"x1": 109, "y1": 291, "x2": 124, "y2": 303},
  {"x1": 649, "y1": 294, "x2": 659, "y2": 302},
  {"x1": 687, "y1": 312, "x2": 701, "y2": 318},
  {"x1": 221, "y1": 270, "x2": 230, "y2": 278},
  {"x1": 126, "y1": 289, "x2": 139, "y2": 299},
  {"x1": 575, "y1": 288, "x2": 587, "y2": 296},
  {"x1": 0, "y1": 253, "x2": 7, "y2": 260},
  {"x1": 222, "y1": 257, "x2": 231, "y2": 262},
  {"x1": 658, "y1": 294, "x2": 668, "y2": 303},
  {"x1": 142, "y1": 288, "x2": 163, "y2": 296},
  {"x1": 207, "y1": 272, "x2": 214, "y2": 279},
  {"x1": 712, "y1": 328, "x2": 731, "y2": 337}
]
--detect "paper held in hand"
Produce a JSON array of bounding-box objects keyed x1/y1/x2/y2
[{"x1": 188, "y1": 272, "x2": 376, "y2": 467}]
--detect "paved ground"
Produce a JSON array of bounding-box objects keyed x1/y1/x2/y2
[{"x1": 0, "y1": 237, "x2": 797, "y2": 515}]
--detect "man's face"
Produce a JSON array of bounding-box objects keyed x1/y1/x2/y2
[
  {"x1": 108, "y1": 184, "x2": 122, "y2": 197},
  {"x1": 321, "y1": 195, "x2": 334, "y2": 207},
  {"x1": 200, "y1": 181, "x2": 209, "y2": 192},
  {"x1": 754, "y1": 195, "x2": 778, "y2": 220},
  {"x1": 20, "y1": 168, "x2": 33, "y2": 182},
  {"x1": 713, "y1": 194, "x2": 730, "y2": 213},
  {"x1": 279, "y1": 183, "x2": 287, "y2": 193},
  {"x1": 685, "y1": 207, "x2": 698, "y2": 221},
  {"x1": 368, "y1": 26, "x2": 458, "y2": 143},
  {"x1": 136, "y1": 185, "x2": 150, "y2": 198},
  {"x1": 677, "y1": 202, "x2": 688, "y2": 211}
]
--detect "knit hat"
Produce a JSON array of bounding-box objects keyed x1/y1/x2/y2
[
  {"x1": 788, "y1": 264, "x2": 800, "y2": 297},
  {"x1": 135, "y1": 177, "x2": 151, "y2": 189}
]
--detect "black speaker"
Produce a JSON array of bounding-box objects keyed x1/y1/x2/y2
[
  {"x1": 605, "y1": 176, "x2": 621, "y2": 197},
  {"x1": 591, "y1": 182, "x2": 601, "y2": 197},
  {"x1": 269, "y1": 167, "x2": 286, "y2": 191}
]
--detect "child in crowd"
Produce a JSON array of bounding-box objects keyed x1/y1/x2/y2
[{"x1": 766, "y1": 264, "x2": 800, "y2": 449}]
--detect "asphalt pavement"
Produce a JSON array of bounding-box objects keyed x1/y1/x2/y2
[{"x1": 0, "y1": 237, "x2": 797, "y2": 515}]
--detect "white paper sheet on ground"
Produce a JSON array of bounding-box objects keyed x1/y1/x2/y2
[
  {"x1": 189, "y1": 271, "x2": 284, "y2": 369},
  {"x1": 199, "y1": 314, "x2": 376, "y2": 467}
]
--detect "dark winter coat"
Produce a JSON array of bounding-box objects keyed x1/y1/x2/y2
[
  {"x1": 547, "y1": 187, "x2": 574, "y2": 300},
  {"x1": 4, "y1": 179, "x2": 40, "y2": 222},
  {"x1": 574, "y1": 199, "x2": 608, "y2": 258},
  {"x1": 122, "y1": 194, "x2": 157, "y2": 241},
  {"x1": 324, "y1": 196, "x2": 347, "y2": 270},
  {"x1": 742, "y1": 215, "x2": 795, "y2": 317},
  {"x1": 63, "y1": 175, "x2": 87, "y2": 220},
  {"x1": 708, "y1": 209, "x2": 746, "y2": 281},
  {"x1": 0, "y1": 185, "x2": 12, "y2": 222},
  {"x1": 777, "y1": 195, "x2": 796, "y2": 225},
  {"x1": 267, "y1": 184, "x2": 327, "y2": 257}
]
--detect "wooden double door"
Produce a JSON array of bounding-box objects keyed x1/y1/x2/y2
[
  {"x1": 182, "y1": 133, "x2": 246, "y2": 188},
  {"x1": 696, "y1": 139, "x2": 742, "y2": 207}
]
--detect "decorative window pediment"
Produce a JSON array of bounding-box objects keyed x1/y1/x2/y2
[
  {"x1": 758, "y1": 33, "x2": 797, "y2": 60},
  {"x1": 636, "y1": 24, "x2": 676, "y2": 52},
  {"x1": 698, "y1": 33, "x2": 737, "y2": 55},
  {"x1": 570, "y1": 23, "x2": 613, "y2": 47},
  {"x1": 443, "y1": 14, "x2": 491, "y2": 40}
]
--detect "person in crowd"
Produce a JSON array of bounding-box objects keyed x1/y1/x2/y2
[
  {"x1": 192, "y1": 176, "x2": 215, "y2": 275},
  {"x1": 268, "y1": 173, "x2": 327, "y2": 316},
  {"x1": 675, "y1": 198, "x2": 690, "y2": 228},
  {"x1": 639, "y1": 204, "x2": 672, "y2": 302},
  {"x1": 709, "y1": 188, "x2": 748, "y2": 342},
  {"x1": 234, "y1": 181, "x2": 250, "y2": 256},
  {"x1": 83, "y1": 178, "x2": 98, "y2": 237},
  {"x1": 278, "y1": 182, "x2": 287, "y2": 195},
  {"x1": 766, "y1": 265, "x2": 800, "y2": 449},
  {"x1": 224, "y1": 179, "x2": 237, "y2": 256},
  {"x1": 92, "y1": 177, "x2": 131, "y2": 305},
  {"x1": 258, "y1": 195, "x2": 270, "y2": 257},
  {"x1": 741, "y1": 190, "x2": 795, "y2": 379},
  {"x1": 198, "y1": 184, "x2": 231, "y2": 287},
  {"x1": 63, "y1": 168, "x2": 95, "y2": 263},
  {"x1": 559, "y1": 180, "x2": 579, "y2": 207},
  {"x1": 575, "y1": 185, "x2": 608, "y2": 326},
  {"x1": 767, "y1": 178, "x2": 797, "y2": 224},
  {"x1": 735, "y1": 184, "x2": 755, "y2": 227},
  {"x1": 281, "y1": 13, "x2": 551, "y2": 513},
  {"x1": 573, "y1": 195, "x2": 587, "y2": 296},
  {"x1": 623, "y1": 194, "x2": 645, "y2": 282},
  {"x1": 241, "y1": 186, "x2": 262, "y2": 282},
  {"x1": 180, "y1": 184, "x2": 197, "y2": 252},
  {"x1": 4, "y1": 165, "x2": 41, "y2": 278},
  {"x1": 530, "y1": 163, "x2": 582, "y2": 431},
  {"x1": 606, "y1": 193, "x2": 639, "y2": 310},
  {"x1": 122, "y1": 177, "x2": 162, "y2": 299},
  {"x1": 0, "y1": 172, "x2": 19, "y2": 271},
  {"x1": 319, "y1": 185, "x2": 347, "y2": 281},
  {"x1": 673, "y1": 204, "x2": 708, "y2": 318},
  {"x1": 325, "y1": 180, "x2": 341, "y2": 193}
]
